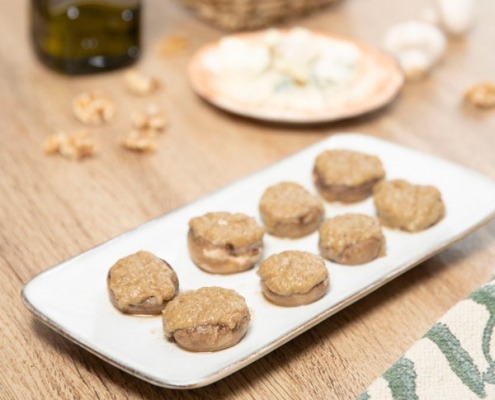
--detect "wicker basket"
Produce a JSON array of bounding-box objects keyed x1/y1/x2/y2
[{"x1": 179, "y1": 0, "x2": 341, "y2": 31}]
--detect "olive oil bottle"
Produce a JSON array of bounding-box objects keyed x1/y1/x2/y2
[{"x1": 30, "y1": 0, "x2": 141, "y2": 74}]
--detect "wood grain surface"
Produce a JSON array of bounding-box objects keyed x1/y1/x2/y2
[{"x1": 2, "y1": 0, "x2": 495, "y2": 398}]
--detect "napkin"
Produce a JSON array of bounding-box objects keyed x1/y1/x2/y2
[{"x1": 359, "y1": 278, "x2": 495, "y2": 400}]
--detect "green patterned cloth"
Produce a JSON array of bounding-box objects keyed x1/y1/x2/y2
[{"x1": 359, "y1": 279, "x2": 495, "y2": 400}]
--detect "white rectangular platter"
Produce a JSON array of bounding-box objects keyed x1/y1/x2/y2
[{"x1": 22, "y1": 134, "x2": 495, "y2": 389}]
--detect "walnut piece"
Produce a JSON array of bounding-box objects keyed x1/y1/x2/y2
[
  {"x1": 156, "y1": 35, "x2": 189, "y2": 57},
  {"x1": 44, "y1": 131, "x2": 97, "y2": 160},
  {"x1": 124, "y1": 70, "x2": 160, "y2": 96},
  {"x1": 120, "y1": 129, "x2": 157, "y2": 152},
  {"x1": 464, "y1": 82, "x2": 495, "y2": 109},
  {"x1": 131, "y1": 104, "x2": 167, "y2": 132},
  {"x1": 72, "y1": 91, "x2": 115, "y2": 125}
]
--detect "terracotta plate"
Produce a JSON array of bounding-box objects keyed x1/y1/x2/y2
[{"x1": 188, "y1": 29, "x2": 404, "y2": 123}]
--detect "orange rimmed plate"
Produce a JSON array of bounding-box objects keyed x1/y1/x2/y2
[{"x1": 188, "y1": 29, "x2": 404, "y2": 123}]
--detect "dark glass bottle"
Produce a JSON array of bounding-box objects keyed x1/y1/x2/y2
[{"x1": 30, "y1": 0, "x2": 141, "y2": 74}]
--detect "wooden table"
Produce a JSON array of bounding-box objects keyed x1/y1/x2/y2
[{"x1": 3, "y1": 0, "x2": 495, "y2": 398}]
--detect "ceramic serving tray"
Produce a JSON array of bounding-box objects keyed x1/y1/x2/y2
[{"x1": 22, "y1": 134, "x2": 495, "y2": 389}]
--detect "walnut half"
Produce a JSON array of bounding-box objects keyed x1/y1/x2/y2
[
  {"x1": 464, "y1": 82, "x2": 495, "y2": 109},
  {"x1": 44, "y1": 131, "x2": 97, "y2": 160},
  {"x1": 131, "y1": 104, "x2": 167, "y2": 132},
  {"x1": 120, "y1": 129, "x2": 157, "y2": 152},
  {"x1": 124, "y1": 70, "x2": 161, "y2": 96},
  {"x1": 72, "y1": 91, "x2": 115, "y2": 125}
]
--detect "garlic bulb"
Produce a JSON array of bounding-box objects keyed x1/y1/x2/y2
[
  {"x1": 434, "y1": 0, "x2": 477, "y2": 36},
  {"x1": 383, "y1": 20, "x2": 446, "y2": 80}
]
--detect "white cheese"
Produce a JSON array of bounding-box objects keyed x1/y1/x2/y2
[{"x1": 216, "y1": 28, "x2": 363, "y2": 111}]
